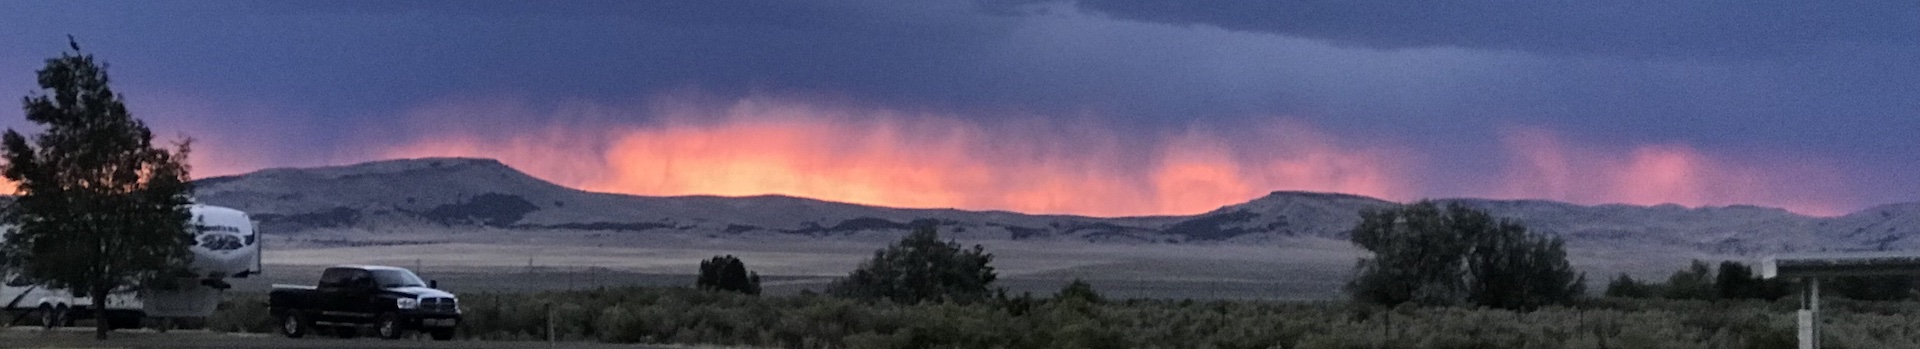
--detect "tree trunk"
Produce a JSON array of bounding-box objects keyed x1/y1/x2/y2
[{"x1": 92, "y1": 285, "x2": 108, "y2": 340}]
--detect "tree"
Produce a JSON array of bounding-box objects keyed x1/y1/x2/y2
[
  {"x1": 1347, "y1": 201, "x2": 1583, "y2": 310},
  {"x1": 1658, "y1": 260, "x2": 1717, "y2": 300},
  {"x1": 1054, "y1": 279, "x2": 1103, "y2": 304},
  {"x1": 1713, "y1": 261, "x2": 1759, "y2": 300},
  {"x1": 0, "y1": 38, "x2": 195, "y2": 339},
  {"x1": 827, "y1": 225, "x2": 996, "y2": 304},
  {"x1": 1604, "y1": 273, "x2": 1659, "y2": 298},
  {"x1": 696, "y1": 255, "x2": 761, "y2": 295},
  {"x1": 1348, "y1": 202, "x2": 1467, "y2": 306},
  {"x1": 1460, "y1": 206, "x2": 1584, "y2": 310},
  {"x1": 1711, "y1": 261, "x2": 1792, "y2": 301}
]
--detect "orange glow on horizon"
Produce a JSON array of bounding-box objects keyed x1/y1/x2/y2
[
  {"x1": 379, "y1": 98, "x2": 1415, "y2": 217},
  {"x1": 1497, "y1": 128, "x2": 1849, "y2": 216}
]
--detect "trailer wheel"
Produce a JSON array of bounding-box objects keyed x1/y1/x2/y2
[
  {"x1": 56, "y1": 305, "x2": 72, "y2": 327},
  {"x1": 37, "y1": 304, "x2": 57, "y2": 329},
  {"x1": 278, "y1": 311, "x2": 308, "y2": 338}
]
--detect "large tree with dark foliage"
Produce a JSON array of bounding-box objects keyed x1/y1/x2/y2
[
  {"x1": 827, "y1": 225, "x2": 996, "y2": 304},
  {"x1": 0, "y1": 39, "x2": 195, "y2": 339},
  {"x1": 696, "y1": 255, "x2": 761, "y2": 295},
  {"x1": 1348, "y1": 201, "x2": 1584, "y2": 310}
]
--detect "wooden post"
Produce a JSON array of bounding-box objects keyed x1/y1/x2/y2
[
  {"x1": 546, "y1": 302, "x2": 555, "y2": 347},
  {"x1": 1799, "y1": 277, "x2": 1820, "y2": 349}
]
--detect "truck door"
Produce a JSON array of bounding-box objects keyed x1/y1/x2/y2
[
  {"x1": 341, "y1": 269, "x2": 380, "y2": 324},
  {"x1": 315, "y1": 268, "x2": 351, "y2": 323}
]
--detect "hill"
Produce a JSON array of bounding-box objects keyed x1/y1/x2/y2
[{"x1": 196, "y1": 157, "x2": 1920, "y2": 255}]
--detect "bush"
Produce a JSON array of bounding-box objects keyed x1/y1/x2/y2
[
  {"x1": 1348, "y1": 201, "x2": 1583, "y2": 310},
  {"x1": 1054, "y1": 279, "x2": 1103, "y2": 304},
  {"x1": 596, "y1": 305, "x2": 644, "y2": 343},
  {"x1": 827, "y1": 225, "x2": 997, "y2": 304},
  {"x1": 697, "y1": 255, "x2": 762, "y2": 295},
  {"x1": 1606, "y1": 273, "x2": 1660, "y2": 298}
]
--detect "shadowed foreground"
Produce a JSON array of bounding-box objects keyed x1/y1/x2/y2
[{"x1": 1, "y1": 327, "x2": 672, "y2": 349}]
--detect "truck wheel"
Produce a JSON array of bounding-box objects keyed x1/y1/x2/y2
[
  {"x1": 430, "y1": 328, "x2": 455, "y2": 341},
  {"x1": 278, "y1": 311, "x2": 308, "y2": 338},
  {"x1": 376, "y1": 313, "x2": 405, "y2": 339}
]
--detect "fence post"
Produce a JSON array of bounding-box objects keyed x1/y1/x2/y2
[{"x1": 546, "y1": 302, "x2": 555, "y2": 347}]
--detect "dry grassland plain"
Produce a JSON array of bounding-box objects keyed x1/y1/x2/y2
[{"x1": 243, "y1": 230, "x2": 1733, "y2": 300}]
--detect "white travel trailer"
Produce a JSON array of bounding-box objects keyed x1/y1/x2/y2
[{"x1": 1, "y1": 204, "x2": 262, "y2": 327}]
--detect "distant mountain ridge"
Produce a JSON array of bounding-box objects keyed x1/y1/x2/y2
[{"x1": 195, "y1": 157, "x2": 1920, "y2": 255}]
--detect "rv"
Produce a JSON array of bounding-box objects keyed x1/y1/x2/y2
[{"x1": 1, "y1": 204, "x2": 262, "y2": 328}]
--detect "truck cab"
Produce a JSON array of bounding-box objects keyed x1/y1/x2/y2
[{"x1": 269, "y1": 265, "x2": 460, "y2": 340}]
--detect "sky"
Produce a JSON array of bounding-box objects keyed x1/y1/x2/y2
[{"x1": 0, "y1": 1, "x2": 1913, "y2": 217}]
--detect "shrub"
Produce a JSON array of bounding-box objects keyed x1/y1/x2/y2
[
  {"x1": 1054, "y1": 279, "x2": 1103, "y2": 304},
  {"x1": 697, "y1": 255, "x2": 762, "y2": 295},
  {"x1": 1349, "y1": 201, "x2": 1583, "y2": 310},
  {"x1": 827, "y1": 225, "x2": 997, "y2": 304}
]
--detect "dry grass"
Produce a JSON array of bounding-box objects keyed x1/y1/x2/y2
[{"x1": 253, "y1": 231, "x2": 1738, "y2": 299}]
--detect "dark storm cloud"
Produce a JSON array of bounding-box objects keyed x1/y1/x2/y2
[
  {"x1": 1054, "y1": 0, "x2": 1920, "y2": 59},
  {"x1": 0, "y1": 0, "x2": 1914, "y2": 212}
]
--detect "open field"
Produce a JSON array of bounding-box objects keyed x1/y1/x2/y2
[
  {"x1": 244, "y1": 231, "x2": 1735, "y2": 299},
  {"x1": 206, "y1": 287, "x2": 1920, "y2": 349},
  {"x1": 0, "y1": 327, "x2": 675, "y2": 349}
]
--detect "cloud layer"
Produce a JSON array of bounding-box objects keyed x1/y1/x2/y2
[
  {"x1": 363, "y1": 95, "x2": 1850, "y2": 216},
  {"x1": 0, "y1": 1, "x2": 1908, "y2": 216},
  {"x1": 375, "y1": 96, "x2": 1413, "y2": 216}
]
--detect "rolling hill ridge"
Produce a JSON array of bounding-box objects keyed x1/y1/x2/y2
[{"x1": 195, "y1": 157, "x2": 1920, "y2": 255}]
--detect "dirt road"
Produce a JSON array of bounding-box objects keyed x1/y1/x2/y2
[{"x1": 2, "y1": 328, "x2": 675, "y2": 349}]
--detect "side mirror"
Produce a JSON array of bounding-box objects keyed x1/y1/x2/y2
[{"x1": 429, "y1": 280, "x2": 438, "y2": 289}]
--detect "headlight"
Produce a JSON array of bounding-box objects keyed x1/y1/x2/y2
[{"x1": 396, "y1": 298, "x2": 418, "y2": 309}]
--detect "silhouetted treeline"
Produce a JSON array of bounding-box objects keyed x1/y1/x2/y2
[{"x1": 1606, "y1": 259, "x2": 1919, "y2": 301}]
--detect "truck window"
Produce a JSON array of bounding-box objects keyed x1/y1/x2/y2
[
  {"x1": 370, "y1": 269, "x2": 427, "y2": 288},
  {"x1": 345, "y1": 269, "x2": 373, "y2": 288},
  {"x1": 319, "y1": 268, "x2": 352, "y2": 287}
]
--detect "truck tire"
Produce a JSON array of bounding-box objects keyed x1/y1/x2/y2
[
  {"x1": 278, "y1": 311, "x2": 309, "y2": 338},
  {"x1": 376, "y1": 312, "x2": 405, "y2": 339}
]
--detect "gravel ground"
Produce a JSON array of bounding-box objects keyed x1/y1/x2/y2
[{"x1": 1, "y1": 327, "x2": 681, "y2": 349}]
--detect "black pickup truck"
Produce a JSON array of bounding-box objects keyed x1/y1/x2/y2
[{"x1": 269, "y1": 265, "x2": 461, "y2": 340}]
